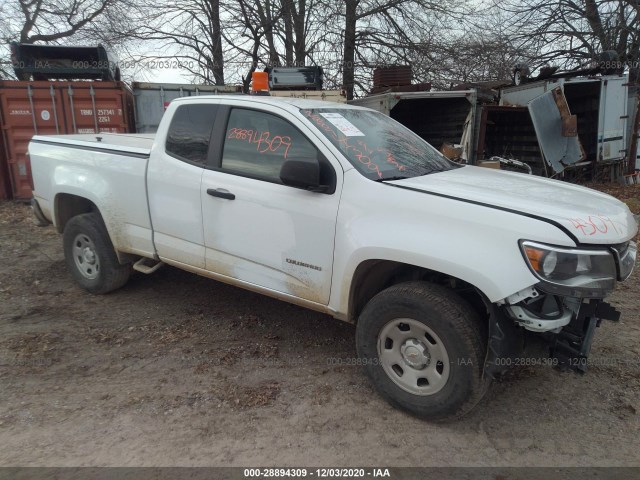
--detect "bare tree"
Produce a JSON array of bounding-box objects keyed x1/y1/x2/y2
[
  {"x1": 222, "y1": 0, "x2": 326, "y2": 89},
  {"x1": 121, "y1": 0, "x2": 225, "y2": 85},
  {"x1": 0, "y1": 0, "x2": 129, "y2": 79},
  {"x1": 123, "y1": 0, "x2": 304, "y2": 87},
  {"x1": 255, "y1": 0, "x2": 282, "y2": 67},
  {"x1": 279, "y1": 0, "x2": 323, "y2": 66},
  {"x1": 329, "y1": 0, "x2": 462, "y2": 99},
  {"x1": 437, "y1": 35, "x2": 527, "y2": 86},
  {"x1": 219, "y1": 0, "x2": 284, "y2": 90},
  {"x1": 414, "y1": 6, "x2": 538, "y2": 89},
  {"x1": 5, "y1": 0, "x2": 118, "y2": 43},
  {"x1": 102, "y1": 0, "x2": 473, "y2": 94},
  {"x1": 501, "y1": 0, "x2": 640, "y2": 82},
  {"x1": 0, "y1": 3, "x2": 12, "y2": 79}
]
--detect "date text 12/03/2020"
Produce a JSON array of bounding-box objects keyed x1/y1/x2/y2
[{"x1": 243, "y1": 468, "x2": 391, "y2": 477}]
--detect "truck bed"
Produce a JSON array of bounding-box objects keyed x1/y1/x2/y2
[
  {"x1": 29, "y1": 133, "x2": 156, "y2": 259},
  {"x1": 32, "y1": 133, "x2": 155, "y2": 156}
]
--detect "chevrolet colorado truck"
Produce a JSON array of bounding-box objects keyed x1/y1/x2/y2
[{"x1": 29, "y1": 95, "x2": 638, "y2": 420}]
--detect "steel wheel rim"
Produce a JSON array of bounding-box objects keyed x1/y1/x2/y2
[
  {"x1": 72, "y1": 233, "x2": 100, "y2": 280},
  {"x1": 377, "y1": 318, "x2": 450, "y2": 395}
]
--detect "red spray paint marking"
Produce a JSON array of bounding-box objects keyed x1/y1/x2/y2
[
  {"x1": 303, "y1": 111, "x2": 411, "y2": 178},
  {"x1": 570, "y1": 215, "x2": 622, "y2": 236},
  {"x1": 227, "y1": 128, "x2": 292, "y2": 158}
]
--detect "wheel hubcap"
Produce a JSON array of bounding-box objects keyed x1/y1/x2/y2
[
  {"x1": 377, "y1": 318, "x2": 450, "y2": 395},
  {"x1": 72, "y1": 234, "x2": 100, "y2": 280},
  {"x1": 400, "y1": 339, "x2": 430, "y2": 369}
]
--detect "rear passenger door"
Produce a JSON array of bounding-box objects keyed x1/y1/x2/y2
[
  {"x1": 200, "y1": 104, "x2": 342, "y2": 305},
  {"x1": 147, "y1": 101, "x2": 220, "y2": 269}
]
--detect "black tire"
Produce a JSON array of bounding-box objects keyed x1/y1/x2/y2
[
  {"x1": 356, "y1": 281, "x2": 490, "y2": 421},
  {"x1": 512, "y1": 63, "x2": 530, "y2": 86},
  {"x1": 63, "y1": 213, "x2": 130, "y2": 294}
]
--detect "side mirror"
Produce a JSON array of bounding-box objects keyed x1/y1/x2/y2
[{"x1": 280, "y1": 160, "x2": 327, "y2": 192}]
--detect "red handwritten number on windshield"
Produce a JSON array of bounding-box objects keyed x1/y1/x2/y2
[
  {"x1": 305, "y1": 113, "x2": 380, "y2": 177},
  {"x1": 303, "y1": 111, "x2": 409, "y2": 178}
]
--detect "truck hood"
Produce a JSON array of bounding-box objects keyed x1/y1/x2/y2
[{"x1": 392, "y1": 166, "x2": 638, "y2": 245}]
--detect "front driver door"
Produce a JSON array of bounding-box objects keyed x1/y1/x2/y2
[{"x1": 200, "y1": 105, "x2": 342, "y2": 305}]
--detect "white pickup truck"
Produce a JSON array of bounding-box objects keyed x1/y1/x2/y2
[{"x1": 29, "y1": 95, "x2": 638, "y2": 420}]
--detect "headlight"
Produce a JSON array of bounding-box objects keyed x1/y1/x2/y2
[
  {"x1": 612, "y1": 241, "x2": 637, "y2": 281},
  {"x1": 520, "y1": 241, "x2": 617, "y2": 297}
]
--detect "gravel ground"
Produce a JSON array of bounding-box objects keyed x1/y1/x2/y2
[{"x1": 0, "y1": 187, "x2": 639, "y2": 467}]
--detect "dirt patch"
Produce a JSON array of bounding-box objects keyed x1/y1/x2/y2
[{"x1": 0, "y1": 199, "x2": 639, "y2": 467}]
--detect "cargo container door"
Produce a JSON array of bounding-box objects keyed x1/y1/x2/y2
[
  {"x1": 527, "y1": 88, "x2": 585, "y2": 173},
  {"x1": 598, "y1": 76, "x2": 627, "y2": 162},
  {"x1": 62, "y1": 82, "x2": 133, "y2": 134},
  {"x1": 0, "y1": 82, "x2": 66, "y2": 199}
]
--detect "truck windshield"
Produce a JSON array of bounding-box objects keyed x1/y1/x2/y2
[{"x1": 301, "y1": 108, "x2": 461, "y2": 180}]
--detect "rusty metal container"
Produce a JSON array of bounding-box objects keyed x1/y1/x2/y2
[
  {"x1": 372, "y1": 65, "x2": 412, "y2": 94},
  {"x1": 0, "y1": 80, "x2": 135, "y2": 200},
  {"x1": 0, "y1": 151, "x2": 9, "y2": 200}
]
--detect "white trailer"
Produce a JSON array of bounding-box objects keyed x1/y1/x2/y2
[
  {"x1": 350, "y1": 90, "x2": 482, "y2": 163},
  {"x1": 501, "y1": 75, "x2": 630, "y2": 167}
]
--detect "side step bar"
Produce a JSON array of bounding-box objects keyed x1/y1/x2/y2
[{"x1": 133, "y1": 257, "x2": 164, "y2": 274}]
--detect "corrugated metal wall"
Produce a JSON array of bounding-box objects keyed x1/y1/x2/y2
[{"x1": 0, "y1": 80, "x2": 135, "y2": 200}]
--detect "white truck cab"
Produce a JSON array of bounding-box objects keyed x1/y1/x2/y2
[{"x1": 29, "y1": 95, "x2": 638, "y2": 420}]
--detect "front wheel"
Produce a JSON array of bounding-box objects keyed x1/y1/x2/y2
[
  {"x1": 356, "y1": 281, "x2": 489, "y2": 421},
  {"x1": 63, "y1": 213, "x2": 130, "y2": 294}
]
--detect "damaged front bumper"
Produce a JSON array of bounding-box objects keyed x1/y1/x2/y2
[
  {"x1": 485, "y1": 292, "x2": 622, "y2": 377},
  {"x1": 485, "y1": 239, "x2": 636, "y2": 376},
  {"x1": 547, "y1": 299, "x2": 620, "y2": 373}
]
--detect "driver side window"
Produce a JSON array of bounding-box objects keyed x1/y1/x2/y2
[{"x1": 221, "y1": 108, "x2": 318, "y2": 183}]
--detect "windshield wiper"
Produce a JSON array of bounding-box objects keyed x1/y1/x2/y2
[{"x1": 375, "y1": 176, "x2": 410, "y2": 182}]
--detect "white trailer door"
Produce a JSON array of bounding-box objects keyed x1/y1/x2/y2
[{"x1": 598, "y1": 76, "x2": 628, "y2": 162}]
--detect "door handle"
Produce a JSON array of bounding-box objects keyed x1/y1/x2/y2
[{"x1": 207, "y1": 188, "x2": 235, "y2": 200}]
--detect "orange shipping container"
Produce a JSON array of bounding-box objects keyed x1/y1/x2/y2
[
  {"x1": 0, "y1": 152, "x2": 9, "y2": 200},
  {"x1": 0, "y1": 80, "x2": 135, "y2": 200}
]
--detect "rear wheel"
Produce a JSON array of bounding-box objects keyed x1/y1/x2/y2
[
  {"x1": 63, "y1": 213, "x2": 130, "y2": 294},
  {"x1": 356, "y1": 281, "x2": 490, "y2": 421}
]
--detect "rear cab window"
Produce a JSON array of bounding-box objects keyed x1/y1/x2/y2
[{"x1": 165, "y1": 104, "x2": 219, "y2": 166}]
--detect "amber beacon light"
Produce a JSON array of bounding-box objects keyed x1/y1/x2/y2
[{"x1": 251, "y1": 71, "x2": 269, "y2": 94}]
